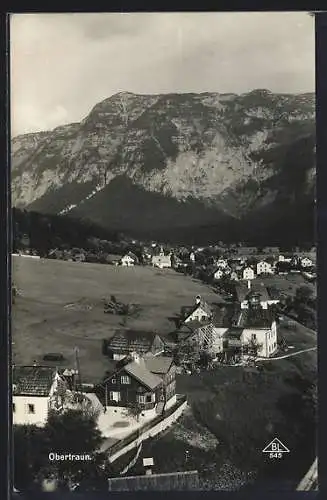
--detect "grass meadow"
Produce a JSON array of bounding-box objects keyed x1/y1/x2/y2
[{"x1": 12, "y1": 256, "x2": 220, "y2": 382}]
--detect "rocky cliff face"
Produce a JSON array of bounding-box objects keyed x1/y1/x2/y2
[{"x1": 11, "y1": 90, "x2": 315, "y2": 244}]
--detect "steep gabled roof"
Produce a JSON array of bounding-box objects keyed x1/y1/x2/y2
[
  {"x1": 124, "y1": 360, "x2": 163, "y2": 390},
  {"x1": 144, "y1": 355, "x2": 174, "y2": 375},
  {"x1": 13, "y1": 365, "x2": 58, "y2": 396}
]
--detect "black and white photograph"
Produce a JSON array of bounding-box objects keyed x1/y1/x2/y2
[{"x1": 10, "y1": 11, "x2": 317, "y2": 493}]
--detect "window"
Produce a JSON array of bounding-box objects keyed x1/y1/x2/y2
[
  {"x1": 109, "y1": 391, "x2": 121, "y2": 402},
  {"x1": 111, "y1": 378, "x2": 116, "y2": 384},
  {"x1": 13, "y1": 403, "x2": 16, "y2": 413},
  {"x1": 146, "y1": 394, "x2": 152, "y2": 403},
  {"x1": 28, "y1": 404, "x2": 35, "y2": 414},
  {"x1": 121, "y1": 375, "x2": 130, "y2": 384},
  {"x1": 137, "y1": 395, "x2": 146, "y2": 404},
  {"x1": 251, "y1": 333, "x2": 257, "y2": 341}
]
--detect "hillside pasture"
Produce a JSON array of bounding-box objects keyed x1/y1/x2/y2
[
  {"x1": 252, "y1": 274, "x2": 316, "y2": 300},
  {"x1": 12, "y1": 256, "x2": 221, "y2": 382}
]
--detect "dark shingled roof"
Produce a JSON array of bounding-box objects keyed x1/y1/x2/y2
[
  {"x1": 13, "y1": 366, "x2": 58, "y2": 396},
  {"x1": 238, "y1": 307, "x2": 275, "y2": 328},
  {"x1": 107, "y1": 330, "x2": 161, "y2": 355}
]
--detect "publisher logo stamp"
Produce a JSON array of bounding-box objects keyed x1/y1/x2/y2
[{"x1": 262, "y1": 437, "x2": 290, "y2": 459}]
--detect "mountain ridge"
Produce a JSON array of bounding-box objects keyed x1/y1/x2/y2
[{"x1": 11, "y1": 89, "x2": 315, "y2": 244}]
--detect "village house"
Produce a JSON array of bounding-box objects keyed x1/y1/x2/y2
[
  {"x1": 242, "y1": 266, "x2": 255, "y2": 280},
  {"x1": 121, "y1": 252, "x2": 139, "y2": 267},
  {"x1": 213, "y1": 268, "x2": 224, "y2": 280},
  {"x1": 235, "y1": 302, "x2": 278, "y2": 358},
  {"x1": 95, "y1": 353, "x2": 177, "y2": 418},
  {"x1": 218, "y1": 296, "x2": 277, "y2": 359},
  {"x1": 256, "y1": 260, "x2": 273, "y2": 275},
  {"x1": 175, "y1": 302, "x2": 241, "y2": 357},
  {"x1": 152, "y1": 247, "x2": 172, "y2": 269},
  {"x1": 214, "y1": 257, "x2": 229, "y2": 269},
  {"x1": 104, "y1": 330, "x2": 165, "y2": 361},
  {"x1": 301, "y1": 257, "x2": 314, "y2": 268},
  {"x1": 235, "y1": 282, "x2": 280, "y2": 310},
  {"x1": 12, "y1": 366, "x2": 69, "y2": 427},
  {"x1": 180, "y1": 295, "x2": 213, "y2": 324}
]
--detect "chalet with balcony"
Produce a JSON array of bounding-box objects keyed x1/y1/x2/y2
[{"x1": 95, "y1": 353, "x2": 177, "y2": 416}]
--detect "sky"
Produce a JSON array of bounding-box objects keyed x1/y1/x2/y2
[{"x1": 10, "y1": 12, "x2": 315, "y2": 136}]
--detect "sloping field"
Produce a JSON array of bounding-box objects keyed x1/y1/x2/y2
[{"x1": 12, "y1": 256, "x2": 221, "y2": 382}]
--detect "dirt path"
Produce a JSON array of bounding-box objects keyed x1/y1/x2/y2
[{"x1": 257, "y1": 346, "x2": 317, "y2": 361}]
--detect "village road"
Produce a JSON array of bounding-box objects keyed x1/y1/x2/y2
[{"x1": 257, "y1": 346, "x2": 317, "y2": 361}]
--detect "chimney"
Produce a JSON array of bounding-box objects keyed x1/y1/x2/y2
[
  {"x1": 247, "y1": 280, "x2": 251, "y2": 290},
  {"x1": 131, "y1": 352, "x2": 141, "y2": 364},
  {"x1": 195, "y1": 295, "x2": 201, "y2": 305}
]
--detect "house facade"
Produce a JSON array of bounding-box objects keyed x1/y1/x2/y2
[
  {"x1": 242, "y1": 267, "x2": 255, "y2": 280},
  {"x1": 13, "y1": 366, "x2": 68, "y2": 427},
  {"x1": 241, "y1": 321, "x2": 278, "y2": 358},
  {"x1": 181, "y1": 296, "x2": 213, "y2": 324},
  {"x1": 256, "y1": 260, "x2": 273, "y2": 275},
  {"x1": 104, "y1": 330, "x2": 165, "y2": 361}
]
